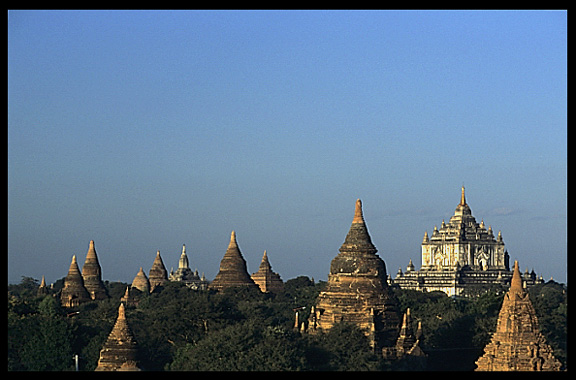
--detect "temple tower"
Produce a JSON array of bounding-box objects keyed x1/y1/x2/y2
[
  {"x1": 95, "y1": 303, "x2": 140, "y2": 371},
  {"x1": 475, "y1": 261, "x2": 562, "y2": 371},
  {"x1": 169, "y1": 244, "x2": 194, "y2": 281},
  {"x1": 251, "y1": 250, "x2": 284, "y2": 293},
  {"x1": 421, "y1": 186, "x2": 508, "y2": 272},
  {"x1": 168, "y1": 244, "x2": 209, "y2": 290},
  {"x1": 148, "y1": 250, "x2": 168, "y2": 291},
  {"x1": 392, "y1": 186, "x2": 537, "y2": 297},
  {"x1": 60, "y1": 255, "x2": 91, "y2": 307},
  {"x1": 81, "y1": 240, "x2": 108, "y2": 301},
  {"x1": 308, "y1": 199, "x2": 400, "y2": 350},
  {"x1": 209, "y1": 231, "x2": 259, "y2": 292}
]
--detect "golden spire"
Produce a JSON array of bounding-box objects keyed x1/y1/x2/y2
[
  {"x1": 460, "y1": 185, "x2": 466, "y2": 206},
  {"x1": 352, "y1": 199, "x2": 365, "y2": 224}
]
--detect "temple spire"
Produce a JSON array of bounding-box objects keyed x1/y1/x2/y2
[
  {"x1": 510, "y1": 260, "x2": 523, "y2": 293},
  {"x1": 209, "y1": 230, "x2": 260, "y2": 292},
  {"x1": 353, "y1": 199, "x2": 365, "y2": 224},
  {"x1": 229, "y1": 230, "x2": 238, "y2": 249},
  {"x1": 340, "y1": 199, "x2": 377, "y2": 255},
  {"x1": 460, "y1": 185, "x2": 466, "y2": 206}
]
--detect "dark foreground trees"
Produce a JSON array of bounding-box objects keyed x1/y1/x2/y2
[{"x1": 8, "y1": 276, "x2": 567, "y2": 371}]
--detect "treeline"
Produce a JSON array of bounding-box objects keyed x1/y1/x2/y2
[{"x1": 8, "y1": 276, "x2": 567, "y2": 371}]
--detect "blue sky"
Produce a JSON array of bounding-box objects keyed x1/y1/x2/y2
[{"x1": 8, "y1": 10, "x2": 567, "y2": 285}]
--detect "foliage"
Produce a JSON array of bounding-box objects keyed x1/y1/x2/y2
[
  {"x1": 7, "y1": 276, "x2": 567, "y2": 371},
  {"x1": 528, "y1": 281, "x2": 568, "y2": 366},
  {"x1": 170, "y1": 322, "x2": 307, "y2": 370},
  {"x1": 8, "y1": 291, "x2": 74, "y2": 371},
  {"x1": 304, "y1": 322, "x2": 386, "y2": 371}
]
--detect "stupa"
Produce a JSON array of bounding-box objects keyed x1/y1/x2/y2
[
  {"x1": 251, "y1": 250, "x2": 284, "y2": 293},
  {"x1": 308, "y1": 199, "x2": 401, "y2": 350},
  {"x1": 475, "y1": 261, "x2": 562, "y2": 371},
  {"x1": 81, "y1": 240, "x2": 108, "y2": 301},
  {"x1": 131, "y1": 267, "x2": 150, "y2": 294},
  {"x1": 209, "y1": 231, "x2": 259, "y2": 292},
  {"x1": 95, "y1": 303, "x2": 140, "y2": 371},
  {"x1": 37, "y1": 275, "x2": 49, "y2": 296},
  {"x1": 60, "y1": 255, "x2": 91, "y2": 308},
  {"x1": 148, "y1": 250, "x2": 168, "y2": 291}
]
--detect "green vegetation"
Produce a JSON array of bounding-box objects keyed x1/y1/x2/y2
[{"x1": 8, "y1": 276, "x2": 566, "y2": 371}]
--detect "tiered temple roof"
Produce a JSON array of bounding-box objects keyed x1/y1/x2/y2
[
  {"x1": 81, "y1": 240, "x2": 108, "y2": 301},
  {"x1": 60, "y1": 255, "x2": 91, "y2": 307},
  {"x1": 209, "y1": 231, "x2": 259, "y2": 292},
  {"x1": 148, "y1": 250, "x2": 168, "y2": 291},
  {"x1": 393, "y1": 187, "x2": 543, "y2": 297},
  {"x1": 95, "y1": 303, "x2": 140, "y2": 371},
  {"x1": 308, "y1": 199, "x2": 404, "y2": 351},
  {"x1": 475, "y1": 261, "x2": 562, "y2": 371},
  {"x1": 251, "y1": 250, "x2": 284, "y2": 293}
]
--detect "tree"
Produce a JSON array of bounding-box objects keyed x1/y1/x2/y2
[
  {"x1": 304, "y1": 322, "x2": 385, "y2": 371},
  {"x1": 170, "y1": 322, "x2": 306, "y2": 370}
]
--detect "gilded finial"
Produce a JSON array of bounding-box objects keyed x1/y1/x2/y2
[{"x1": 460, "y1": 185, "x2": 466, "y2": 206}]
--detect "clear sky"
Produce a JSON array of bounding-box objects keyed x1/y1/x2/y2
[{"x1": 8, "y1": 10, "x2": 567, "y2": 285}]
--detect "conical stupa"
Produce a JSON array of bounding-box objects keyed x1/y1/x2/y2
[
  {"x1": 308, "y1": 199, "x2": 400, "y2": 350},
  {"x1": 148, "y1": 250, "x2": 168, "y2": 291},
  {"x1": 209, "y1": 231, "x2": 259, "y2": 291},
  {"x1": 95, "y1": 303, "x2": 140, "y2": 371},
  {"x1": 61, "y1": 255, "x2": 91, "y2": 307},
  {"x1": 475, "y1": 261, "x2": 562, "y2": 371},
  {"x1": 37, "y1": 275, "x2": 48, "y2": 296},
  {"x1": 131, "y1": 267, "x2": 150, "y2": 294},
  {"x1": 251, "y1": 250, "x2": 284, "y2": 293},
  {"x1": 81, "y1": 240, "x2": 108, "y2": 301}
]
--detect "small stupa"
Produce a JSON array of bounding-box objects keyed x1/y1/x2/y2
[
  {"x1": 148, "y1": 250, "x2": 168, "y2": 291},
  {"x1": 131, "y1": 267, "x2": 150, "y2": 294},
  {"x1": 475, "y1": 261, "x2": 562, "y2": 371},
  {"x1": 209, "y1": 231, "x2": 259, "y2": 292},
  {"x1": 37, "y1": 275, "x2": 48, "y2": 296},
  {"x1": 251, "y1": 250, "x2": 284, "y2": 293},
  {"x1": 95, "y1": 303, "x2": 140, "y2": 371},
  {"x1": 81, "y1": 240, "x2": 108, "y2": 301},
  {"x1": 60, "y1": 255, "x2": 91, "y2": 308}
]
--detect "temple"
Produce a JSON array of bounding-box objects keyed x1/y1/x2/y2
[
  {"x1": 475, "y1": 261, "x2": 561, "y2": 371},
  {"x1": 81, "y1": 240, "x2": 108, "y2": 301},
  {"x1": 60, "y1": 255, "x2": 91, "y2": 307},
  {"x1": 95, "y1": 303, "x2": 140, "y2": 371},
  {"x1": 168, "y1": 244, "x2": 209, "y2": 290},
  {"x1": 251, "y1": 250, "x2": 284, "y2": 293},
  {"x1": 148, "y1": 250, "x2": 168, "y2": 292},
  {"x1": 131, "y1": 267, "x2": 150, "y2": 294},
  {"x1": 393, "y1": 187, "x2": 543, "y2": 296},
  {"x1": 209, "y1": 231, "x2": 260, "y2": 292},
  {"x1": 37, "y1": 275, "x2": 48, "y2": 297},
  {"x1": 306, "y1": 199, "x2": 425, "y2": 365}
]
